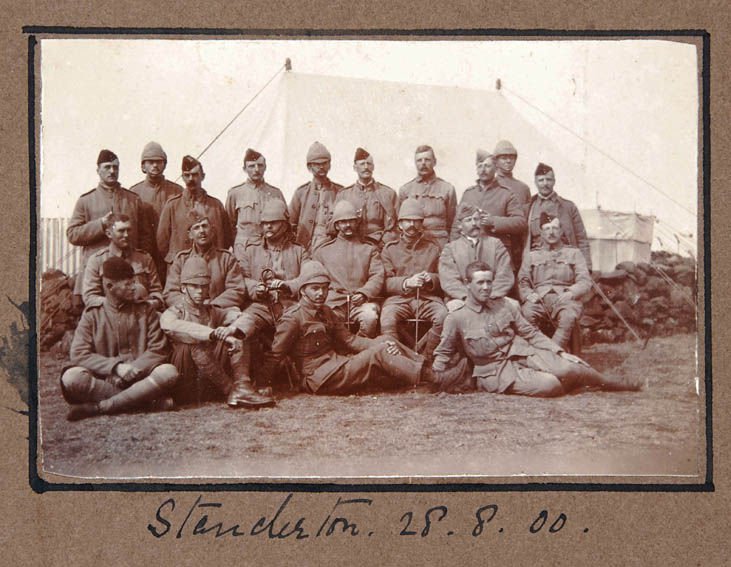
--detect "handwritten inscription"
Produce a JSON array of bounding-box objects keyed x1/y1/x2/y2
[{"x1": 148, "y1": 495, "x2": 587, "y2": 541}]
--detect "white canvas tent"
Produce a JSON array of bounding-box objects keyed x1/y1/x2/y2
[{"x1": 579, "y1": 209, "x2": 655, "y2": 273}]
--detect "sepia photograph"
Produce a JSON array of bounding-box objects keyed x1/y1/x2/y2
[{"x1": 35, "y1": 36, "x2": 703, "y2": 481}]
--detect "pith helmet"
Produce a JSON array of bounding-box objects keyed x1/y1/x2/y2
[
  {"x1": 260, "y1": 200, "x2": 289, "y2": 223},
  {"x1": 306, "y1": 141, "x2": 331, "y2": 163},
  {"x1": 181, "y1": 256, "x2": 210, "y2": 285},
  {"x1": 141, "y1": 141, "x2": 167, "y2": 163},
  {"x1": 493, "y1": 140, "x2": 518, "y2": 156},
  {"x1": 298, "y1": 260, "x2": 331, "y2": 289},
  {"x1": 398, "y1": 198, "x2": 425, "y2": 221},
  {"x1": 332, "y1": 200, "x2": 359, "y2": 223}
]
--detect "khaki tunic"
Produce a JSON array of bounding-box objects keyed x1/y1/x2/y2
[
  {"x1": 337, "y1": 180, "x2": 399, "y2": 246},
  {"x1": 526, "y1": 192, "x2": 592, "y2": 271},
  {"x1": 82, "y1": 245, "x2": 163, "y2": 309},
  {"x1": 239, "y1": 237, "x2": 306, "y2": 303},
  {"x1": 433, "y1": 297, "x2": 561, "y2": 393},
  {"x1": 496, "y1": 172, "x2": 532, "y2": 208},
  {"x1": 312, "y1": 235, "x2": 384, "y2": 307},
  {"x1": 270, "y1": 301, "x2": 423, "y2": 393},
  {"x1": 156, "y1": 188, "x2": 233, "y2": 264},
  {"x1": 398, "y1": 175, "x2": 457, "y2": 247},
  {"x1": 70, "y1": 299, "x2": 170, "y2": 378},
  {"x1": 164, "y1": 245, "x2": 247, "y2": 310},
  {"x1": 130, "y1": 177, "x2": 183, "y2": 270},
  {"x1": 380, "y1": 235, "x2": 442, "y2": 303},
  {"x1": 438, "y1": 236, "x2": 514, "y2": 301},
  {"x1": 289, "y1": 178, "x2": 344, "y2": 251},
  {"x1": 225, "y1": 180, "x2": 286, "y2": 258},
  {"x1": 451, "y1": 179, "x2": 527, "y2": 249},
  {"x1": 67, "y1": 183, "x2": 146, "y2": 294},
  {"x1": 518, "y1": 245, "x2": 591, "y2": 302}
]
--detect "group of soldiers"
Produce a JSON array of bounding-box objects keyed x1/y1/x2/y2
[{"x1": 58, "y1": 140, "x2": 640, "y2": 421}]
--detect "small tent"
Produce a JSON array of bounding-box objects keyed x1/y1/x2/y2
[{"x1": 579, "y1": 209, "x2": 655, "y2": 272}]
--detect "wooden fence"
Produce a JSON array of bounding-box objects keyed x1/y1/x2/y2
[{"x1": 39, "y1": 218, "x2": 83, "y2": 276}]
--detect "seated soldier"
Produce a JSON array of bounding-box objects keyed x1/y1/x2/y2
[
  {"x1": 60, "y1": 257, "x2": 179, "y2": 421},
  {"x1": 311, "y1": 200, "x2": 384, "y2": 337},
  {"x1": 380, "y1": 198, "x2": 446, "y2": 356},
  {"x1": 164, "y1": 214, "x2": 247, "y2": 310},
  {"x1": 438, "y1": 203, "x2": 514, "y2": 312},
  {"x1": 82, "y1": 213, "x2": 163, "y2": 310},
  {"x1": 159, "y1": 256, "x2": 275, "y2": 408},
  {"x1": 225, "y1": 200, "x2": 306, "y2": 387},
  {"x1": 433, "y1": 261, "x2": 641, "y2": 396},
  {"x1": 518, "y1": 213, "x2": 591, "y2": 350},
  {"x1": 269, "y1": 261, "x2": 440, "y2": 395}
]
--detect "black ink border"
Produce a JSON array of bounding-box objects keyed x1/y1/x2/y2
[{"x1": 25, "y1": 27, "x2": 713, "y2": 494}]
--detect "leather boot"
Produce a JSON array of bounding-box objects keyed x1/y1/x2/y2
[
  {"x1": 228, "y1": 340, "x2": 276, "y2": 408},
  {"x1": 227, "y1": 378, "x2": 276, "y2": 408}
]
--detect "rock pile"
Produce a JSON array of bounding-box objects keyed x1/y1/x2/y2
[
  {"x1": 40, "y1": 270, "x2": 80, "y2": 352},
  {"x1": 580, "y1": 252, "x2": 697, "y2": 345}
]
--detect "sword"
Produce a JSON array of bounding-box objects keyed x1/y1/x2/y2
[{"x1": 414, "y1": 285, "x2": 421, "y2": 347}]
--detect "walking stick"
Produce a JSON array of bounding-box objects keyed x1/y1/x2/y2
[{"x1": 414, "y1": 285, "x2": 421, "y2": 348}]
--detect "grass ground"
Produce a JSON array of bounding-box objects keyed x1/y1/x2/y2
[{"x1": 38, "y1": 333, "x2": 701, "y2": 480}]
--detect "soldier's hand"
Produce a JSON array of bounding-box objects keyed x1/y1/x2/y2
[
  {"x1": 350, "y1": 293, "x2": 366, "y2": 307},
  {"x1": 384, "y1": 340, "x2": 402, "y2": 356},
  {"x1": 479, "y1": 211, "x2": 494, "y2": 228},
  {"x1": 527, "y1": 292, "x2": 539, "y2": 303},
  {"x1": 213, "y1": 325, "x2": 236, "y2": 340},
  {"x1": 110, "y1": 375, "x2": 127, "y2": 389},
  {"x1": 224, "y1": 336, "x2": 240, "y2": 353},
  {"x1": 101, "y1": 210, "x2": 115, "y2": 229},
  {"x1": 114, "y1": 362, "x2": 135, "y2": 379},
  {"x1": 405, "y1": 275, "x2": 423, "y2": 290},
  {"x1": 254, "y1": 282, "x2": 268, "y2": 299},
  {"x1": 268, "y1": 279, "x2": 285, "y2": 291},
  {"x1": 560, "y1": 351, "x2": 589, "y2": 366},
  {"x1": 421, "y1": 272, "x2": 432, "y2": 284}
]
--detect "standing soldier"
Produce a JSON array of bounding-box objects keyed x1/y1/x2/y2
[
  {"x1": 518, "y1": 213, "x2": 591, "y2": 350},
  {"x1": 67, "y1": 149, "x2": 149, "y2": 303},
  {"x1": 268, "y1": 261, "x2": 439, "y2": 395},
  {"x1": 312, "y1": 201, "x2": 384, "y2": 338},
  {"x1": 336, "y1": 147, "x2": 399, "y2": 248},
  {"x1": 493, "y1": 140, "x2": 532, "y2": 206},
  {"x1": 225, "y1": 148, "x2": 286, "y2": 266},
  {"x1": 289, "y1": 141, "x2": 344, "y2": 252},
  {"x1": 160, "y1": 256, "x2": 275, "y2": 408},
  {"x1": 129, "y1": 141, "x2": 183, "y2": 283},
  {"x1": 380, "y1": 199, "x2": 446, "y2": 356},
  {"x1": 433, "y1": 261, "x2": 640, "y2": 396},
  {"x1": 452, "y1": 150, "x2": 526, "y2": 268},
  {"x1": 398, "y1": 145, "x2": 457, "y2": 249},
  {"x1": 60, "y1": 257, "x2": 179, "y2": 421},
  {"x1": 82, "y1": 214, "x2": 163, "y2": 310},
  {"x1": 439, "y1": 203, "x2": 514, "y2": 312},
  {"x1": 526, "y1": 163, "x2": 592, "y2": 271},
  {"x1": 156, "y1": 155, "x2": 233, "y2": 275},
  {"x1": 164, "y1": 214, "x2": 246, "y2": 310}
]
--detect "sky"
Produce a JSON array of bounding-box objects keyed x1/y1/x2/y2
[{"x1": 39, "y1": 38, "x2": 699, "y2": 249}]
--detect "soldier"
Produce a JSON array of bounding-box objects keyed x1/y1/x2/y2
[
  {"x1": 432, "y1": 261, "x2": 641, "y2": 396},
  {"x1": 268, "y1": 260, "x2": 439, "y2": 395},
  {"x1": 289, "y1": 141, "x2": 344, "y2": 251},
  {"x1": 164, "y1": 214, "x2": 246, "y2": 310},
  {"x1": 493, "y1": 140, "x2": 532, "y2": 206},
  {"x1": 67, "y1": 149, "x2": 149, "y2": 300},
  {"x1": 527, "y1": 163, "x2": 592, "y2": 271},
  {"x1": 451, "y1": 150, "x2": 527, "y2": 267},
  {"x1": 82, "y1": 214, "x2": 163, "y2": 310},
  {"x1": 157, "y1": 155, "x2": 233, "y2": 274},
  {"x1": 336, "y1": 147, "x2": 399, "y2": 248},
  {"x1": 311, "y1": 201, "x2": 384, "y2": 338},
  {"x1": 398, "y1": 145, "x2": 457, "y2": 248},
  {"x1": 439, "y1": 203, "x2": 514, "y2": 312},
  {"x1": 60, "y1": 257, "x2": 179, "y2": 421},
  {"x1": 223, "y1": 200, "x2": 306, "y2": 385},
  {"x1": 518, "y1": 213, "x2": 591, "y2": 350},
  {"x1": 129, "y1": 141, "x2": 183, "y2": 283},
  {"x1": 160, "y1": 256, "x2": 275, "y2": 408},
  {"x1": 225, "y1": 148, "x2": 287, "y2": 265},
  {"x1": 380, "y1": 199, "x2": 446, "y2": 356}
]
